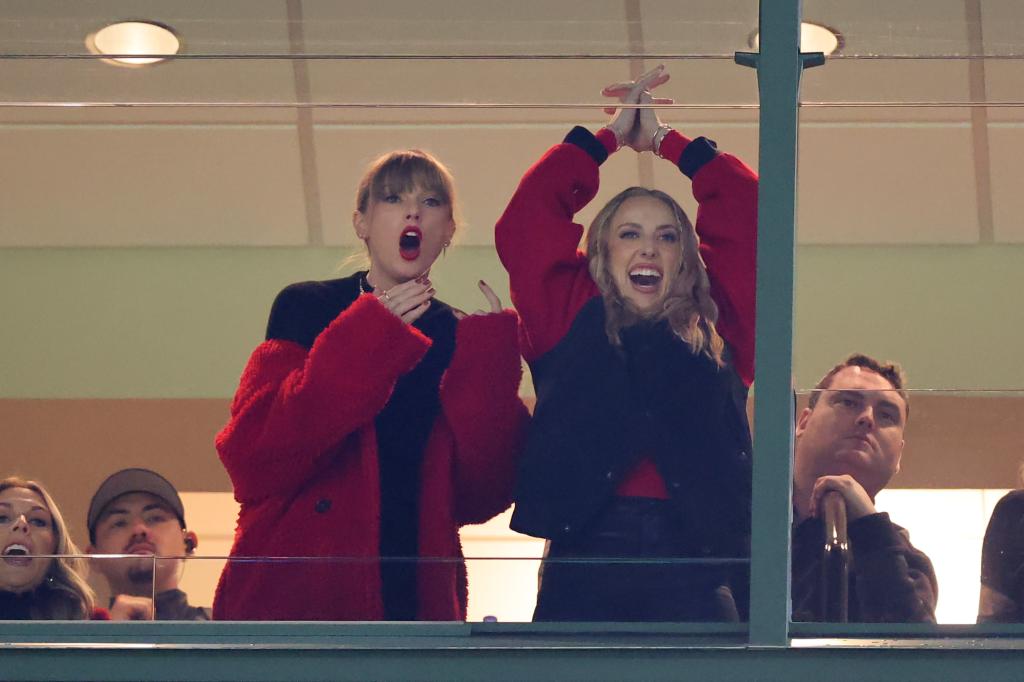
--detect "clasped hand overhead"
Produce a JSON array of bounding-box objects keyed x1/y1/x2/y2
[{"x1": 602, "y1": 64, "x2": 673, "y2": 153}]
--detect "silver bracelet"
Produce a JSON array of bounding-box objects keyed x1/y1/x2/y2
[{"x1": 653, "y1": 125, "x2": 673, "y2": 158}]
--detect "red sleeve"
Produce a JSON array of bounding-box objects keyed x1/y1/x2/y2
[
  {"x1": 90, "y1": 607, "x2": 111, "y2": 620},
  {"x1": 216, "y1": 294, "x2": 431, "y2": 502},
  {"x1": 661, "y1": 130, "x2": 759, "y2": 387},
  {"x1": 439, "y1": 310, "x2": 530, "y2": 525},
  {"x1": 494, "y1": 141, "x2": 602, "y2": 362}
]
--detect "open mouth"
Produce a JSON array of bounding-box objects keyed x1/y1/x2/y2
[
  {"x1": 399, "y1": 226, "x2": 422, "y2": 261},
  {"x1": 628, "y1": 266, "x2": 663, "y2": 293},
  {"x1": 3, "y1": 543, "x2": 31, "y2": 566}
]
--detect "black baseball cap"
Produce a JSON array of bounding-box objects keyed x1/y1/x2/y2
[{"x1": 87, "y1": 468, "x2": 186, "y2": 543}]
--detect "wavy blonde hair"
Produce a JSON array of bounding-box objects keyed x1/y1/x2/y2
[
  {"x1": 585, "y1": 187, "x2": 725, "y2": 366},
  {"x1": 0, "y1": 477, "x2": 96, "y2": 619}
]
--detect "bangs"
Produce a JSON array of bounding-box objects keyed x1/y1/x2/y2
[{"x1": 369, "y1": 154, "x2": 452, "y2": 206}]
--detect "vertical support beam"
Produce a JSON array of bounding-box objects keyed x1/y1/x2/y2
[{"x1": 747, "y1": 0, "x2": 803, "y2": 647}]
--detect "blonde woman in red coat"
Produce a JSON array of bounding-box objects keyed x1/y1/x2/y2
[{"x1": 214, "y1": 150, "x2": 529, "y2": 621}]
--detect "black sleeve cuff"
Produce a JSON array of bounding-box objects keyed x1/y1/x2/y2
[
  {"x1": 564, "y1": 126, "x2": 609, "y2": 166},
  {"x1": 678, "y1": 136, "x2": 719, "y2": 178}
]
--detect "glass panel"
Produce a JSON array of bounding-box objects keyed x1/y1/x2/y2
[
  {"x1": 0, "y1": 0, "x2": 759, "y2": 635},
  {"x1": 794, "y1": 0, "x2": 1024, "y2": 634},
  {"x1": 178, "y1": 555, "x2": 752, "y2": 623}
]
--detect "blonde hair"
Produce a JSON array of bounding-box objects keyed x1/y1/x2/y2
[
  {"x1": 0, "y1": 477, "x2": 96, "y2": 619},
  {"x1": 344, "y1": 149, "x2": 461, "y2": 272},
  {"x1": 585, "y1": 187, "x2": 725, "y2": 366}
]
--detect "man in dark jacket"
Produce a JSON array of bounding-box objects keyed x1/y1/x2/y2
[
  {"x1": 87, "y1": 468, "x2": 210, "y2": 621},
  {"x1": 791, "y1": 354, "x2": 937, "y2": 622}
]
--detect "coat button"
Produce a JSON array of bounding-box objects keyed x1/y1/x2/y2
[
  {"x1": 315, "y1": 498, "x2": 332, "y2": 513},
  {"x1": 700, "y1": 546, "x2": 712, "y2": 556},
  {"x1": 605, "y1": 471, "x2": 614, "y2": 480},
  {"x1": 670, "y1": 481, "x2": 682, "y2": 490},
  {"x1": 738, "y1": 450, "x2": 749, "y2": 462},
  {"x1": 562, "y1": 524, "x2": 572, "y2": 533}
]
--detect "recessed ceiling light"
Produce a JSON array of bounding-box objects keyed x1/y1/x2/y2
[
  {"x1": 87, "y1": 21, "x2": 180, "y2": 67},
  {"x1": 750, "y1": 21, "x2": 842, "y2": 56}
]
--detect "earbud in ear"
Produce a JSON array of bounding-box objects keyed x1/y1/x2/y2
[{"x1": 184, "y1": 536, "x2": 196, "y2": 553}]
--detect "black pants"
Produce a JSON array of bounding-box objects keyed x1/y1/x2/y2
[{"x1": 533, "y1": 498, "x2": 741, "y2": 622}]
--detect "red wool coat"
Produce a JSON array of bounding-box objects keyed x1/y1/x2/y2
[{"x1": 213, "y1": 294, "x2": 528, "y2": 621}]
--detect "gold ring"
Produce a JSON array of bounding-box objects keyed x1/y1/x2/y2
[{"x1": 383, "y1": 290, "x2": 391, "y2": 301}]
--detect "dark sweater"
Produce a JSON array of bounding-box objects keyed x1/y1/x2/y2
[{"x1": 791, "y1": 512, "x2": 937, "y2": 622}]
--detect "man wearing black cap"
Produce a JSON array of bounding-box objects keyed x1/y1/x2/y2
[{"x1": 87, "y1": 468, "x2": 210, "y2": 621}]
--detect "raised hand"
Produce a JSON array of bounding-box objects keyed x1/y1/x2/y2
[
  {"x1": 601, "y1": 64, "x2": 673, "y2": 153},
  {"x1": 376, "y1": 275, "x2": 435, "y2": 325},
  {"x1": 601, "y1": 64, "x2": 671, "y2": 112},
  {"x1": 453, "y1": 280, "x2": 503, "y2": 319}
]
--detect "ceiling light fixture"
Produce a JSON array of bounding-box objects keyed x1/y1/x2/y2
[
  {"x1": 750, "y1": 21, "x2": 842, "y2": 56},
  {"x1": 87, "y1": 21, "x2": 180, "y2": 66}
]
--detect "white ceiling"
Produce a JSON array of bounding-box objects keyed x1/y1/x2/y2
[{"x1": 1, "y1": 0, "x2": 1023, "y2": 247}]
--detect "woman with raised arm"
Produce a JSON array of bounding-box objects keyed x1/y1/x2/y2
[
  {"x1": 214, "y1": 149, "x2": 529, "y2": 621},
  {"x1": 0, "y1": 477, "x2": 105, "y2": 620},
  {"x1": 496, "y1": 66, "x2": 758, "y2": 621}
]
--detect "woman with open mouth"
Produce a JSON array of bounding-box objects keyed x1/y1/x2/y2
[
  {"x1": 496, "y1": 66, "x2": 758, "y2": 622},
  {"x1": 0, "y1": 477, "x2": 103, "y2": 620},
  {"x1": 214, "y1": 149, "x2": 529, "y2": 621}
]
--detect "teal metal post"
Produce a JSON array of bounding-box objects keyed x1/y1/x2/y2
[{"x1": 746, "y1": 0, "x2": 803, "y2": 647}]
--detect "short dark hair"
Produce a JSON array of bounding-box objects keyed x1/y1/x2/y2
[{"x1": 807, "y1": 353, "x2": 910, "y2": 419}]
